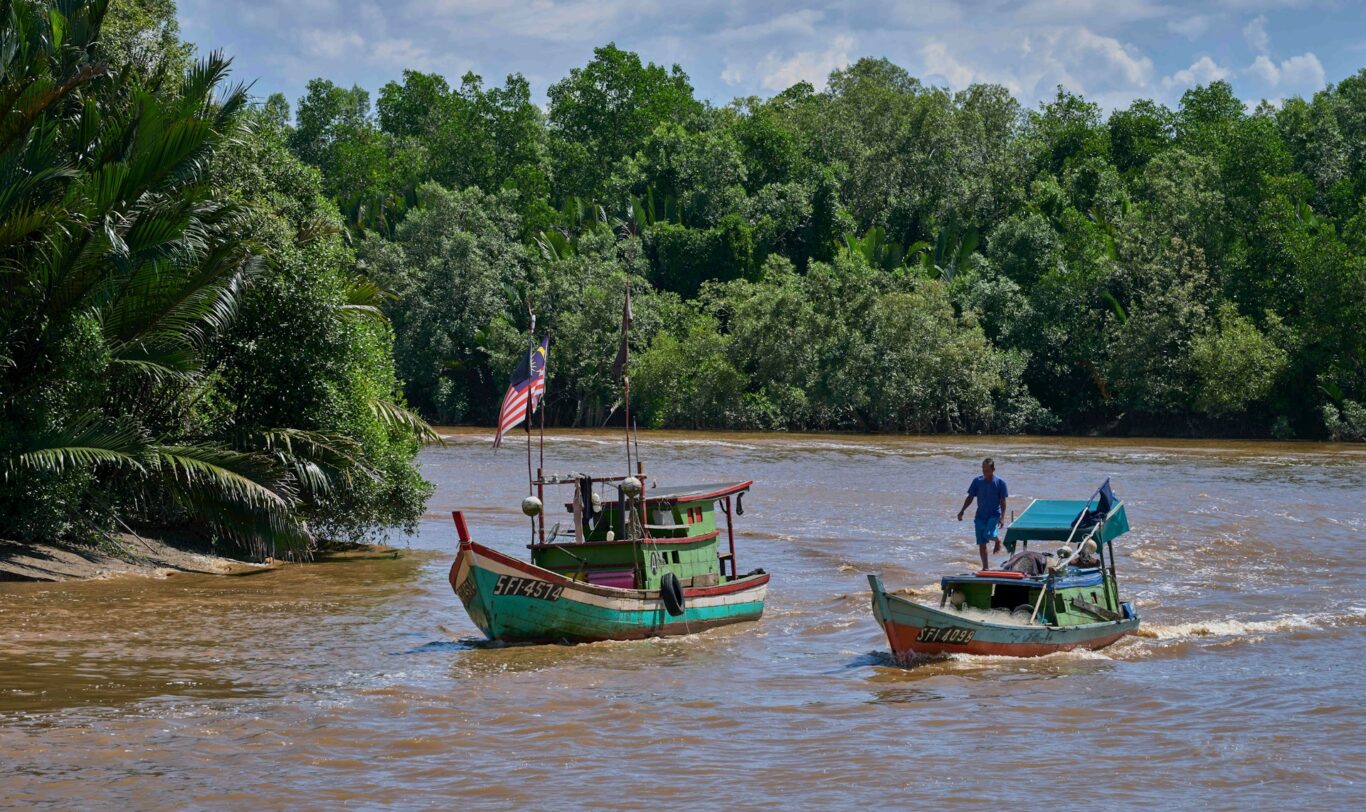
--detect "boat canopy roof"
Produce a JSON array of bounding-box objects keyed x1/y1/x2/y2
[
  {"x1": 1004, "y1": 498, "x2": 1129, "y2": 551},
  {"x1": 645, "y1": 481, "x2": 752, "y2": 504}
]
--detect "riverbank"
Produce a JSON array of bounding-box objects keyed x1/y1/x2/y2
[
  {"x1": 0, "y1": 535, "x2": 268, "y2": 583},
  {"x1": 0, "y1": 537, "x2": 402, "y2": 583},
  {"x1": 434, "y1": 425, "x2": 1366, "y2": 454}
]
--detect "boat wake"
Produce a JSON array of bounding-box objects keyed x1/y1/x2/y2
[
  {"x1": 865, "y1": 646, "x2": 1117, "y2": 672},
  {"x1": 944, "y1": 647, "x2": 1115, "y2": 663},
  {"x1": 1136, "y1": 606, "x2": 1366, "y2": 642}
]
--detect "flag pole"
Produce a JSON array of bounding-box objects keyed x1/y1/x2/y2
[
  {"x1": 633, "y1": 416, "x2": 642, "y2": 476},
  {"x1": 526, "y1": 313, "x2": 535, "y2": 500},
  {"x1": 622, "y1": 281, "x2": 633, "y2": 478},
  {"x1": 537, "y1": 331, "x2": 549, "y2": 545}
]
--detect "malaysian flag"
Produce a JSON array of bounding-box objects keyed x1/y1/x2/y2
[{"x1": 492, "y1": 335, "x2": 549, "y2": 449}]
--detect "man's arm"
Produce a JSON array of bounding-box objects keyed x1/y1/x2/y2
[
  {"x1": 957, "y1": 494, "x2": 974, "y2": 521},
  {"x1": 998, "y1": 481, "x2": 1008, "y2": 525}
]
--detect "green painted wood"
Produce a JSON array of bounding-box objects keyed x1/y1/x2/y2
[
  {"x1": 939, "y1": 572, "x2": 1122, "y2": 625},
  {"x1": 458, "y1": 556, "x2": 765, "y2": 643}
]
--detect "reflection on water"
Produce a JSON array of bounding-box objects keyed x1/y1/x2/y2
[{"x1": 2, "y1": 431, "x2": 1363, "y2": 810}]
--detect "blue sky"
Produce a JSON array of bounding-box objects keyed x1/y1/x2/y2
[{"x1": 177, "y1": 1, "x2": 1365, "y2": 114}]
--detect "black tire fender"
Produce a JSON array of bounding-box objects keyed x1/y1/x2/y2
[{"x1": 660, "y1": 572, "x2": 686, "y2": 617}]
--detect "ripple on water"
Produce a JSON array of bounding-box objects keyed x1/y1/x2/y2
[{"x1": 1, "y1": 432, "x2": 1363, "y2": 810}]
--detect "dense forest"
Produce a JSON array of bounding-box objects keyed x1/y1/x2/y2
[
  {"x1": 278, "y1": 29, "x2": 1366, "y2": 442},
  {"x1": 2, "y1": 1, "x2": 1364, "y2": 555}
]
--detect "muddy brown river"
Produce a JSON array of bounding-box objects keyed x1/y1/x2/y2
[{"x1": 2, "y1": 432, "x2": 1363, "y2": 810}]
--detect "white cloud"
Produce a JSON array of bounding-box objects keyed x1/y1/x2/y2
[
  {"x1": 1069, "y1": 29, "x2": 1153, "y2": 87},
  {"x1": 716, "y1": 10, "x2": 823, "y2": 43},
  {"x1": 370, "y1": 38, "x2": 438, "y2": 72},
  {"x1": 757, "y1": 34, "x2": 855, "y2": 91},
  {"x1": 421, "y1": 0, "x2": 648, "y2": 46},
  {"x1": 1012, "y1": 0, "x2": 1168, "y2": 27},
  {"x1": 1162, "y1": 55, "x2": 1231, "y2": 90},
  {"x1": 1279, "y1": 52, "x2": 1326, "y2": 88},
  {"x1": 1168, "y1": 15, "x2": 1215, "y2": 39},
  {"x1": 883, "y1": 0, "x2": 964, "y2": 27},
  {"x1": 298, "y1": 29, "x2": 364, "y2": 60},
  {"x1": 1243, "y1": 51, "x2": 1325, "y2": 93},
  {"x1": 1243, "y1": 15, "x2": 1270, "y2": 52},
  {"x1": 921, "y1": 40, "x2": 975, "y2": 88},
  {"x1": 1247, "y1": 54, "x2": 1280, "y2": 84}
]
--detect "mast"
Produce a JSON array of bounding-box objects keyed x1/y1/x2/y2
[
  {"x1": 525, "y1": 312, "x2": 536, "y2": 547},
  {"x1": 525, "y1": 313, "x2": 535, "y2": 498},
  {"x1": 537, "y1": 338, "x2": 547, "y2": 544},
  {"x1": 622, "y1": 281, "x2": 632, "y2": 477}
]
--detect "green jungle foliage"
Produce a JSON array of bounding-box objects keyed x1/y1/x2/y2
[
  {"x1": 285, "y1": 44, "x2": 1366, "y2": 440},
  {"x1": 0, "y1": 1, "x2": 433, "y2": 554},
  {"x1": 2, "y1": 3, "x2": 1363, "y2": 560}
]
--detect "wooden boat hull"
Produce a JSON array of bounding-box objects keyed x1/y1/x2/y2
[
  {"x1": 451, "y1": 540, "x2": 768, "y2": 644},
  {"x1": 868, "y1": 575, "x2": 1139, "y2": 661}
]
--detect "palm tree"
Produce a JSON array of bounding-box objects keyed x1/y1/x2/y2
[{"x1": 0, "y1": 1, "x2": 432, "y2": 557}]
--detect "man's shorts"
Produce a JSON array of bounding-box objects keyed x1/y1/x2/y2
[{"x1": 973, "y1": 515, "x2": 1000, "y2": 546}]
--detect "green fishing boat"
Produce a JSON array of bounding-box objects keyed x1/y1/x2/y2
[
  {"x1": 870, "y1": 480, "x2": 1139, "y2": 660},
  {"x1": 449, "y1": 478, "x2": 768, "y2": 644},
  {"x1": 449, "y1": 285, "x2": 767, "y2": 644}
]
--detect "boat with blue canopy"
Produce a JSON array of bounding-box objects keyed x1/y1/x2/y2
[{"x1": 869, "y1": 479, "x2": 1140, "y2": 660}]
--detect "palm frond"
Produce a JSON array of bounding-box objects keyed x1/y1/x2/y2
[
  {"x1": 5, "y1": 413, "x2": 149, "y2": 477},
  {"x1": 339, "y1": 272, "x2": 391, "y2": 325},
  {"x1": 149, "y1": 443, "x2": 295, "y2": 508},
  {"x1": 369, "y1": 397, "x2": 443, "y2": 445}
]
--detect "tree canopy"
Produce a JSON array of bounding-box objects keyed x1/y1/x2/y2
[{"x1": 276, "y1": 42, "x2": 1365, "y2": 441}]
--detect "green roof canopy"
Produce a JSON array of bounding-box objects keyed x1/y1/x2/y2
[{"x1": 1003, "y1": 498, "x2": 1129, "y2": 554}]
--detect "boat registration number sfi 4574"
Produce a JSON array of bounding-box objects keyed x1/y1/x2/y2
[
  {"x1": 916, "y1": 626, "x2": 975, "y2": 644},
  {"x1": 493, "y1": 574, "x2": 564, "y2": 602}
]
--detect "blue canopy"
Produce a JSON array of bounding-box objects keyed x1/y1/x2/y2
[{"x1": 1003, "y1": 497, "x2": 1129, "y2": 554}]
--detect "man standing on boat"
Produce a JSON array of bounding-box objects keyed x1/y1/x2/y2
[{"x1": 957, "y1": 458, "x2": 1008, "y2": 569}]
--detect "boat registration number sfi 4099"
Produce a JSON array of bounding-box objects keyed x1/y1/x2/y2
[
  {"x1": 493, "y1": 574, "x2": 564, "y2": 601},
  {"x1": 916, "y1": 626, "x2": 975, "y2": 644}
]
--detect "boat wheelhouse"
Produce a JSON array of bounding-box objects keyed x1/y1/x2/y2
[
  {"x1": 869, "y1": 485, "x2": 1140, "y2": 660},
  {"x1": 531, "y1": 480, "x2": 753, "y2": 589}
]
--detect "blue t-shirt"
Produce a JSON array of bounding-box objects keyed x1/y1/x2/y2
[{"x1": 968, "y1": 475, "x2": 1008, "y2": 520}]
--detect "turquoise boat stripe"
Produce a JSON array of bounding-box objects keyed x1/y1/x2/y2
[{"x1": 466, "y1": 558, "x2": 764, "y2": 642}]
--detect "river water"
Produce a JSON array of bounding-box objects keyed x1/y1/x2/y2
[{"x1": 2, "y1": 432, "x2": 1363, "y2": 810}]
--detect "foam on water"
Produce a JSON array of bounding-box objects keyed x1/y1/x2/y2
[{"x1": 1138, "y1": 607, "x2": 1366, "y2": 641}]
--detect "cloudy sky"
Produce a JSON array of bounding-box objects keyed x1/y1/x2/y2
[{"x1": 177, "y1": 0, "x2": 1364, "y2": 113}]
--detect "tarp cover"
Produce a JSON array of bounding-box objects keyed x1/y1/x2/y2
[{"x1": 1003, "y1": 498, "x2": 1128, "y2": 553}]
